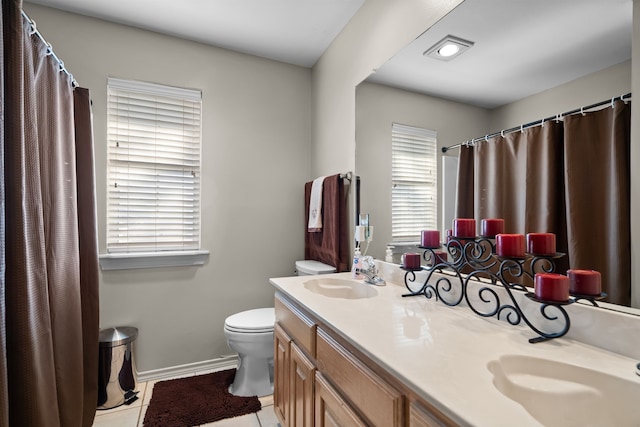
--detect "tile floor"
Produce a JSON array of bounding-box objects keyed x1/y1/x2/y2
[{"x1": 92, "y1": 370, "x2": 279, "y2": 427}]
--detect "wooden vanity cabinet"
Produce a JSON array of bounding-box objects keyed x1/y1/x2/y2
[
  {"x1": 409, "y1": 401, "x2": 449, "y2": 427},
  {"x1": 315, "y1": 328, "x2": 404, "y2": 426},
  {"x1": 274, "y1": 323, "x2": 291, "y2": 425},
  {"x1": 275, "y1": 325, "x2": 317, "y2": 426},
  {"x1": 275, "y1": 295, "x2": 317, "y2": 427},
  {"x1": 315, "y1": 372, "x2": 367, "y2": 427},
  {"x1": 274, "y1": 292, "x2": 457, "y2": 427},
  {"x1": 290, "y1": 343, "x2": 316, "y2": 426}
]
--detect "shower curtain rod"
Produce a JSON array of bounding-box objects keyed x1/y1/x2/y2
[
  {"x1": 441, "y1": 92, "x2": 632, "y2": 153},
  {"x1": 21, "y1": 10, "x2": 78, "y2": 87}
]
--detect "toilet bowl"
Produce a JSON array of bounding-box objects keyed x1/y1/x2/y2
[
  {"x1": 224, "y1": 308, "x2": 275, "y2": 397},
  {"x1": 224, "y1": 260, "x2": 335, "y2": 397}
]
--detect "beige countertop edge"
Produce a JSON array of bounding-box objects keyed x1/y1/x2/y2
[{"x1": 269, "y1": 271, "x2": 639, "y2": 427}]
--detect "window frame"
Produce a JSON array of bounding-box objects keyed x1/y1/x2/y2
[
  {"x1": 391, "y1": 123, "x2": 438, "y2": 244},
  {"x1": 99, "y1": 78, "x2": 208, "y2": 270}
]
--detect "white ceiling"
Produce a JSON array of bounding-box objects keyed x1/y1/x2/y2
[
  {"x1": 27, "y1": 0, "x2": 366, "y2": 68},
  {"x1": 28, "y1": 0, "x2": 632, "y2": 108},
  {"x1": 368, "y1": 0, "x2": 633, "y2": 108}
]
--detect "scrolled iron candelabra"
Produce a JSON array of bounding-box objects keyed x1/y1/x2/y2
[{"x1": 402, "y1": 236, "x2": 575, "y2": 343}]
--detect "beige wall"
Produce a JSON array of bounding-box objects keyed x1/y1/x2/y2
[
  {"x1": 355, "y1": 82, "x2": 490, "y2": 259},
  {"x1": 490, "y1": 60, "x2": 631, "y2": 132},
  {"x1": 311, "y1": 0, "x2": 464, "y2": 178},
  {"x1": 24, "y1": 3, "x2": 312, "y2": 372},
  {"x1": 311, "y1": 0, "x2": 463, "y2": 266}
]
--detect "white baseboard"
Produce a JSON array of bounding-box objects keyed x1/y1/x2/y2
[{"x1": 137, "y1": 354, "x2": 239, "y2": 383}]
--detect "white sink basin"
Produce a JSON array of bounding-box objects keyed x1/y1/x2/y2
[
  {"x1": 303, "y1": 278, "x2": 378, "y2": 299},
  {"x1": 487, "y1": 354, "x2": 640, "y2": 427}
]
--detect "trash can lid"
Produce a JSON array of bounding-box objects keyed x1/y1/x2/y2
[{"x1": 99, "y1": 326, "x2": 138, "y2": 347}]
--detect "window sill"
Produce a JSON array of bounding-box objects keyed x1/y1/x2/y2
[
  {"x1": 390, "y1": 241, "x2": 421, "y2": 247},
  {"x1": 99, "y1": 250, "x2": 209, "y2": 271}
]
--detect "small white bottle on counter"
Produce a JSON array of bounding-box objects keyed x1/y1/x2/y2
[{"x1": 385, "y1": 245, "x2": 394, "y2": 263}]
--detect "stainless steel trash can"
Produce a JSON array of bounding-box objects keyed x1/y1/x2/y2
[{"x1": 97, "y1": 326, "x2": 139, "y2": 410}]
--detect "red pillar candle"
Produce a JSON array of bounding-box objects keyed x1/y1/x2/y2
[
  {"x1": 434, "y1": 251, "x2": 448, "y2": 264},
  {"x1": 421, "y1": 230, "x2": 440, "y2": 248},
  {"x1": 402, "y1": 253, "x2": 421, "y2": 269},
  {"x1": 481, "y1": 218, "x2": 504, "y2": 237},
  {"x1": 534, "y1": 273, "x2": 570, "y2": 302},
  {"x1": 453, "y1": 218, "x2": 476, "y2": 238},
  {"x1": 526, "y1": 233, "x2": 556, "y2": 255},
  {"x1": 425, "y1": 251, "x2": 448, "y2": 267},
  {"x1": 567, "y1": 269, "x2": 602, "y2": 296},
  {"x1": 495, "y1": 234, "x2": 525, "y2": 258},
  {"x1": 446, "y1": 229, "x2": 453, "y2": 243}
]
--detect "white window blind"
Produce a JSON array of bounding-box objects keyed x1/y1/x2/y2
[
  {"x1": 106, "y1": 78, "x2": 202, "y2": 254},
  {"x1": 391, "y1": 123, "x2": 437, "y2": 242}
]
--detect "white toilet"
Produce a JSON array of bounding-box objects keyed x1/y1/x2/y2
[
  {"x1": 224, "y1": 308, "x2": 275, "y2": 397},
  {"x1": 223, "y1": 259, "x2": 335, "y2": 397}
]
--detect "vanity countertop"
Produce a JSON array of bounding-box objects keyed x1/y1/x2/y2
[{"x1": 269, "y1": 270, "x2": 640, "y2": 427}]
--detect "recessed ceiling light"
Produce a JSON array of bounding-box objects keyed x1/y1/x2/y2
[
  {"x1": 424, "y1": 35, "x2": 474, "y2": 61},
  {"x1": 438, "y1": 43, "x2": 460, "y2": 57}
]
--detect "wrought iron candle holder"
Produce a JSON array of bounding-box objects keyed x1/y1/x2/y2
[
  {"x1": 570, "y1": 292, "x2": 608, "y2": 307},
  {"x1": 401, "y1": 236, "x2": 579, "y2": 343}
]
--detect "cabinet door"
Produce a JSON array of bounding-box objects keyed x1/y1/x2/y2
[
  {"x1": 315, "y1": 372, "x2": 367, "y2": 427},
  {"x1": 290, "y1": 343, "x2": 316, "y2": 427},
  {"x1": 316, "y1": 329, "x2": 404, "y2": 426},
  {"x1": 274, "y1": 324, "x2": 291, "y2": 426},
  {"x1": 409, "y1": 401, "x2": 449, "y2": 427},
  {"x1": 275, "y1": 293, "x2": 317, "y2": 357}
]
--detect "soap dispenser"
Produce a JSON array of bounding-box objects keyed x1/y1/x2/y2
[
  {"x1": 385, "y1": 245, "x2": 394, "y2": 263},
  {"x1": 352, "y1": 246, "x2": 362, "y2": 279}
]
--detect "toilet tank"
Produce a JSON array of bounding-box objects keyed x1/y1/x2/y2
[{"x1": 295, "y1": 260, "x2": 337, "y2": 276}]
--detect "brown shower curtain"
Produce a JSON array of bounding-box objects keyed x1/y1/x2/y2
[
  {"x1": 454, "y1": 145, "x2": 474, "y2": 219},
  {"x1": 1, "y1": 1, "x2": 100, "y2": 426},
  {"x1": 563, "y1": 103, "x2": 631, "y2": 305},
  {"x1": 456, "y1": 101, "x2": 631, "y2": 305}
]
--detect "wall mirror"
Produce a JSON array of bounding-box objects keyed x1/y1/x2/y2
[{"x1": 355, "y1": 0, "x2": 637, "y2": 311}]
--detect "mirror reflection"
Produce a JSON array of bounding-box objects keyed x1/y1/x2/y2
[{"x1": 355, "y1": 0, "x2": 636, "y2": 309}]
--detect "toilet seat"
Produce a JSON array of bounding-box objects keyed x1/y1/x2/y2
[{"x1": 224, "y1": 308, "x2": 274, "y2": 334}]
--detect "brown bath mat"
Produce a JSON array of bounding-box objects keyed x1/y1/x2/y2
[{"x1": 143, "y1": 369, "x2": 262, "y2": 427}]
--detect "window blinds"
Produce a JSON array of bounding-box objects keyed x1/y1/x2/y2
[
  {"x1": 107, "y1": 78, "x2": 202, "y2": 253},
  {"x1": 391, "y1": 123, "x2": 438, "y2": 242}
]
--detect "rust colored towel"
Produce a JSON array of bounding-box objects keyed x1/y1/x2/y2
[{"x1": 304, "y1": 174, "x2": 350, "y2": 272}]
